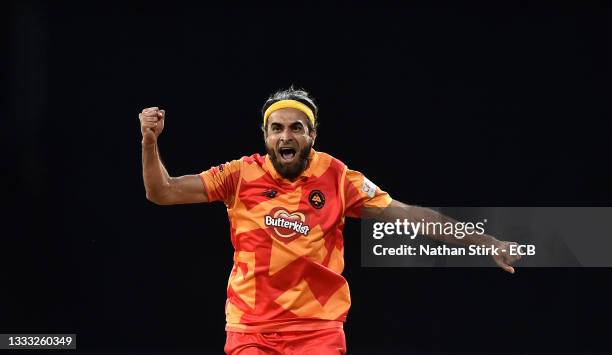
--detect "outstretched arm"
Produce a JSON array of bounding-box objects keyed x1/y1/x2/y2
[
  {"x1": 378, "y1": 199, "x2": 521, "y2": 273},
  {"x1": 140, "y1": 107, "x2": 208, "y2": 205}
]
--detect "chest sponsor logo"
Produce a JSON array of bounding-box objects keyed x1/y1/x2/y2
[{"x1": 264, "y1": 208, "x2": 311, "y2": 239}]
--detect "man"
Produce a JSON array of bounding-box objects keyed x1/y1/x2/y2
[{"x1": 139, "y1": 87, "x2": 520, "y2": 354}]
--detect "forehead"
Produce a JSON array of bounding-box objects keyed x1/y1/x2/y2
[{"x1": 267, "y1": 108, "x2": 309, "y2": 126}]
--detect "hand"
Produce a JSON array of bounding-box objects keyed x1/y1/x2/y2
[
  {"x1": 139, "y1": 107, "x2": 165, "y2": 146},
  {"x1": 492, "y1": 240, "x2": 522, "y2": 274}
]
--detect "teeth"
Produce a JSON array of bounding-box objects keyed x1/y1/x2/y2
[{"x1": 280, "y1": 148, "x2": 295, "y2": 160}]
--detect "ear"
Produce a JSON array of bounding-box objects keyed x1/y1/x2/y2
[
  {"x1": 309, "y1": 128, "x2": 317, "y2": 145},
  {"x1": 262, "y1": 125, "x2": 268, "y2": 141}
]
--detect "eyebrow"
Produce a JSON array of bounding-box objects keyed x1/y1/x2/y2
[{"x1": 270, "y1": 121, "x2": 305, "y2": 128}]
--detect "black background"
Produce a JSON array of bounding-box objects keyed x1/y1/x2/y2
[{"x1": 4, "y1": 1, "x2": 612, "y2": 353}]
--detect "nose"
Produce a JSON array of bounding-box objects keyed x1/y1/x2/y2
[{"x1": 279, "y1": 128, "x2": 293, "y2": 142}]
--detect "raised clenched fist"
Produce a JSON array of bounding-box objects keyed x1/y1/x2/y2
[{"x1": 139, "y1": 107, "x2": 165, "y2": 145}]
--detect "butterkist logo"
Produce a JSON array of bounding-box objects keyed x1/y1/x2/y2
[{"x1": 264, "y1": 209, "x2": 310, "y2": 238}]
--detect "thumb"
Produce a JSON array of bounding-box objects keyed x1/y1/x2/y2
[{"x1": 159, "y1": 109, "x2": 166, "y2": 118}]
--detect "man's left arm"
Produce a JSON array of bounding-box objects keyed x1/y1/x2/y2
[{"x1": 377, "y1": 200, "x2": 521, "y2": 274}]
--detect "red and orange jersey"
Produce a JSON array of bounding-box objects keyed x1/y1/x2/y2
[{"x1": 199, "y1": 150, "x2": 391, "y2": 332}]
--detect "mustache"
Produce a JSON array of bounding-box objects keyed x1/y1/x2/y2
[{"x1": 268, "y1": 143, "x2": 311, "y2": 161}]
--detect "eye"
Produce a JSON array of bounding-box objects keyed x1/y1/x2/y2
[
  {"x1": 292, "y1": 125, "x2": 303, "y2": 132},
  {"x1": 271, "y1": 125, "x2": 281, "y2": 132}
]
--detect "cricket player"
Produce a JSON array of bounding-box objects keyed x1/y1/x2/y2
[{"x1": 140, "y1": 87, "x2": 520, "y2": 354}]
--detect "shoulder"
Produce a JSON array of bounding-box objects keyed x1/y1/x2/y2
[
  {"x1": 309, "y1": 151, "x2": 348, "y2": 182},
  {"x1": 234, "y1": 153, "x2": 269, "y2": 182},
  {"x1": 204, "y1": 154, "x2": 263, "y2": 176},
  {"x1": 225, "y1": 153, "x2": 266, "y2": 170},
  {"x1": 314, "y1": 151, "x2": 347, "y2": 172},
  {"x1": 241, "y1": 153, "x2": 266, "y2": 166}
]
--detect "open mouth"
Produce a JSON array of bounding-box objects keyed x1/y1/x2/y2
[{"x1": 278, "y1": 147, "x2": 297, "y2": 162}]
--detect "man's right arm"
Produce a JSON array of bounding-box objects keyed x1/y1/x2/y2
[{"x1": 140, "y1": 107, "x2": 208, "y2": 205}]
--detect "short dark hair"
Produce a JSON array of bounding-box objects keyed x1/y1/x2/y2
[{"x1": 261, "y1": 86, "x2": 319, "y2": 132}]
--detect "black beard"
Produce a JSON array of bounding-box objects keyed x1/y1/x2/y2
[{"x1": 266, "y1": 143, "x2": 313, "y2": 181}]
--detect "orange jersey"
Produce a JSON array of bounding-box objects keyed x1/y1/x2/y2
[{"x1": 199, "y1": 150, "x2": 391, "y2": 332}]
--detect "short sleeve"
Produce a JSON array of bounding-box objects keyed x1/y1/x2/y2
[
  {"x1": 343, "y1": 169, "x2": 392, "y2": 218},
  {"x1": 199, "y1": 159, "x2": 242, "y2": 206}
]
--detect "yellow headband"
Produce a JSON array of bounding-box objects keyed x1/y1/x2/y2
[{"x1": 263, "y1": 100, "x2": 315, "y2": 127}]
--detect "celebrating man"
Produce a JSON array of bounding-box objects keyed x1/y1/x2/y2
[{"x1": 140, "y1": 87, "x2": 520, "y2": 354}]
